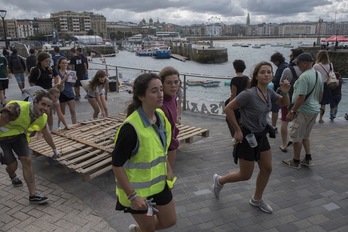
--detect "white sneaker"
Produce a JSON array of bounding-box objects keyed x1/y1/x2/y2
[
  {"x1": 128, "y1": 224, "x2": 137, "y2": 232},
  {"x1": 249, "y1": 196, "x2": 273, "y2": 214},
  {"x1": 213, "y1": 174, "x2": 223, "y2": 199}
]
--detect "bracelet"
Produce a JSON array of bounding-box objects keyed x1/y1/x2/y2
[
  {"x1": 128, "y1": 193, "x2": 138, "y2": 202},
  {"x1": 127, "y1": 190, "x2": 135, "y2": 198},
  {"x1": 281, "y1": 92, "x2": 288, "y2": 96}
]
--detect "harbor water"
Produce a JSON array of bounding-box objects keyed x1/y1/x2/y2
[{"x1": 89, "y1": 38, "x2": 348, "y2": 118}]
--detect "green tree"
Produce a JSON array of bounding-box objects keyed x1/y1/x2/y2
[
  {"x1": 110, "y1": 31, "x2": 117, "y2": 40},
  {"x1": 87, "y1": 29, "x2": 94, "y2": 35}
]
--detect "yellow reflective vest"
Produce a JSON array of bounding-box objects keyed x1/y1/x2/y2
[
  {"x1": 114, "y1": 108, "x2": 171, "y2": 207},
  {"x1": 0, "y1": 100, "x2": 47, "y2": 141}
]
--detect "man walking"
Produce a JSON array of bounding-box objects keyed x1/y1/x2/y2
[
  {"x1": 278, "y1": 48, "x2": 303, "y2": 152},
  {"x1": 8, "y1": 48, "x2": 26, "y2": 93},
  {"x1": 69, "y1": 48, "x2": 87, "y2": 101},
  {"x1": 282, "y1": 53, "x2": 323, "y2": 169},
  {"x1": 270, "y1": 52, "x2": 288, "y2": 132},
  {"x1": 0, "y1": 91, "x2": 60, "y2": 204}
]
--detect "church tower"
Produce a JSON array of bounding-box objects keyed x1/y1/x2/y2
[{"x1": 246, "y1": 13, "x2": 250, "y2": 26}]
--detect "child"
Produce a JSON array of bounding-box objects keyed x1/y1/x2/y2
[{"x1": 86, "y1": 70, "x2": 109, "y2": 119}]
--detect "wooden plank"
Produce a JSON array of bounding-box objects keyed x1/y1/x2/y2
[{"x1": 29, "y1": 114, "x2": 209, "y2": 181}]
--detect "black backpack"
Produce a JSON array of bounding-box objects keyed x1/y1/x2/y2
[{"x1": 11, "y1": 56, "x2": 24, "y2": 73}]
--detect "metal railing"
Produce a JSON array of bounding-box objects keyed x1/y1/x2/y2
[{"x1": 88, "y1": 61, "x2": 231, "y2": 111}]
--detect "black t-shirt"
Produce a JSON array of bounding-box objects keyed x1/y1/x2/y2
[
  {"x1": 112, "y1": 123, "x2": 137, "y2": 167},
  {"x1": 26, "y1": 55, "x2": 36, "y2": 72},
  {"x1": 230, "y1": 75, "x2": 249, "y2": 95},
  {"x1": 29, "y1": 66, "x2": 58, "y2": 89},
  {"x1": 70, "y1": 55, "x2": 86, "y2": 78}
]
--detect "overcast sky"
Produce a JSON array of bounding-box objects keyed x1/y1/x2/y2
[{"x1": 1, "y1": 0, "x2": 347, "y2": 25}]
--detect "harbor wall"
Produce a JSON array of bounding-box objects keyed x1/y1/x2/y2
[{"x1": 171, "y1": 43, "x2": 228, "y2": 64}]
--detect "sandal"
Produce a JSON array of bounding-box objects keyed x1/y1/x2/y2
[{"x1": 279, "y1": 146, "x2": 287, "y2": 153}]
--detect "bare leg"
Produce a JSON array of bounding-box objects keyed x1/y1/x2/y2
[
  {"x1": 0, "y1": 89, "x2": 6, "y2": 105},
  {"x1": 67, "y1": 100, "x2": 77, "y2": 123},
  {"x1": 280, "y1": 120, "x2": 289, "y2": 149},
  {"x1": 167, "y1": 149, "x2": 176, "y2": 170},
  {"x1": 219, "y1": 159, "x2": 254, "y2": 185},
  {"x1": 131, "y1": 200, "x2": 176, "y2": 232},
  {"x1": 19, "y1": 156, "x2": 36, "y2": 196},
  {"x1": 254, "y1": 150, "x2": 272, "y2": 200},
  {"x1": 293, "y1": 141, "x2": 302, "y2": 160},
  {"x1": 6, "y1": 160, "x2": 18, "y2": 178},
  {"x1": 88, "y1": 98, "x2": 100, "y2": 119},
  {"x1": 271, "y1": 112, "x2": 278, "y2": 128},
  {"x1": 302, "y1": 138, "x2": 310, "y2": 155}
]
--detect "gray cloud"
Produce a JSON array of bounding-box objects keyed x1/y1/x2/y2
[{"x1": 0, "y1": 0, "x2": 343, "y2": 25}]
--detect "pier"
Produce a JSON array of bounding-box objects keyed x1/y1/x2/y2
[{"x1": 171, "y1": 53, "x2": 188, "y2": 62}]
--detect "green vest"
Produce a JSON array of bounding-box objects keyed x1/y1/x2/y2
[
  {"x1": 114, "y1": 108, "x2": 171, "y2": 207},
  {"x1": 0, "y1": 100, "x2": 47, "y2": 142}
]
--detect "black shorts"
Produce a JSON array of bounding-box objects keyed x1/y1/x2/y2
[
  {"x1": 0, "y1": 134, "x2": 32, "y2": 165},
  {"x1": 233, "y1": 126, "x2": 270, "y2": 162},
  {"x1": 74, "y1": 77, "x2": 83, "y2": 87},
  {"x1": 0, "y1": 79, "x2": 9, "y2": 90},
  {"x1": 115, "y1": 184, "x2": 173, "y2": 214},
  {"x1": 59, "y1": 93, "x2": 74, "y2": 103}
]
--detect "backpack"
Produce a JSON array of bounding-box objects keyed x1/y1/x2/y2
[
  {"x1": 11, "y1": 56, "x2": 24, "y2": 73},
  {"x1": 288, "y1": 66, "x2": 298, "y2": 98},
  {"x1": 29, "y1": 66, "x2": 41, "y2": 81}
]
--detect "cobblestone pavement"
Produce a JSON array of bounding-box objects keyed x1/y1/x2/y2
[{"x1": 1, "y1": 77, "x2": 348, "y2": 231}]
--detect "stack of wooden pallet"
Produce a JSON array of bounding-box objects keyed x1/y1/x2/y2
[{"x1": 29, "y1": 114, "x2": 209, "y2": 181}]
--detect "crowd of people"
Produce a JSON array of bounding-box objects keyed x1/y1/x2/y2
[
  {"x1": 0, "y1": 45, "x2": 345, "y2": 231},
  {"x1": 0, "y1": 46, "x2": 110, "y2": 205}
]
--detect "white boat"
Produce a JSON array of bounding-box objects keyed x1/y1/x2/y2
[{"x1": 202, "y1": 80, "x2": 220, "y2": 87}]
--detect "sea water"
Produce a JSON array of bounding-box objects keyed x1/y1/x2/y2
[{"x1": 89, "y1": 38, "x2": 348, "y2": 118}]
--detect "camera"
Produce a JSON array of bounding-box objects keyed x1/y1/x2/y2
[{"x1": 266, "y1": 124, "x2": 276, "y2": 138}]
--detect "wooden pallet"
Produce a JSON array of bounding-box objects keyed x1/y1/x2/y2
[{"x1": 29, "y1": 114, "x2": 209, "y2": 181}]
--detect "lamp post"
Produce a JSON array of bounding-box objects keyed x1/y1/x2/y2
[
  {"x1": 316, "y1": 18, "x2": 323, "y2": 46},
  {"x1": 0, "y1": 9, "x2": 8, "y2": 49},
  {"x1": 334, "y1": 12, "x2": 338, "y2": 50}
]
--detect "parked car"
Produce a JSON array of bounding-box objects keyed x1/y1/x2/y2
[
  {"x1": 42, "y1": 43, "x2": 52, "y2": 50},
  {"x1": 50, "y1": 42, "x2": 62, "y2": 47}
]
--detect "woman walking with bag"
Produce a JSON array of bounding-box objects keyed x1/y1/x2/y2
[{"x1": 313, "y1": 50, "x2": 335, "y2": 124}]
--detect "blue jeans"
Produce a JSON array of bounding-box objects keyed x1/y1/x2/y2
[{"x1": 14, "y1": 73, "x2": 25, "y2": 84}]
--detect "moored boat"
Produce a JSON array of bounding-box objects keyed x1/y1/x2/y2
[
  {"x1": 202, "y1": 80, "x2": 221, "y2": 87},
  {"x1": 154, "y1": 48, "x2": 171, "y2": 59},
  {"x1": 186, "y1": 80, "x2": 203, "y2": 86}
]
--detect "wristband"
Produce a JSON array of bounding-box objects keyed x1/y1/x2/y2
[
  {"x1": 129, "y1": 193, "x2": 138, "y2": 202},
  {"x1": 281, "y1": 92, "x2": 288, "y2": 96}
]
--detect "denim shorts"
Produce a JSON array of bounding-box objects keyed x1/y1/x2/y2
[
  {"x1": 0, "y1": 134, "x2": 32, "y2": 165},
  {"x1": 14, "y1": 73, "x2": 25, "y2": 84}
]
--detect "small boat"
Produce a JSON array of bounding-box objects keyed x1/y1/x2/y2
[
  {"x1": 283, "y1": 44, "x2": 294, "y2": 48},
  {"x1": 186, "y1": 80, "x2": 203, "y2": 86},
  {"x1": 202, "y1": 80, "x2": 220, "y2": 87},
  {"x1": 252, "y1": 45, "x2": 261, "y2": 48},
  {"x1": 136, "y1": 49, "x2": 154, "y2": 56},
  {"x1": 154, "y1": 49, "x2": 171, "y2": 59},
  {"x1": 240, "y1": 44, "x2": 249, "y2": 47}
]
